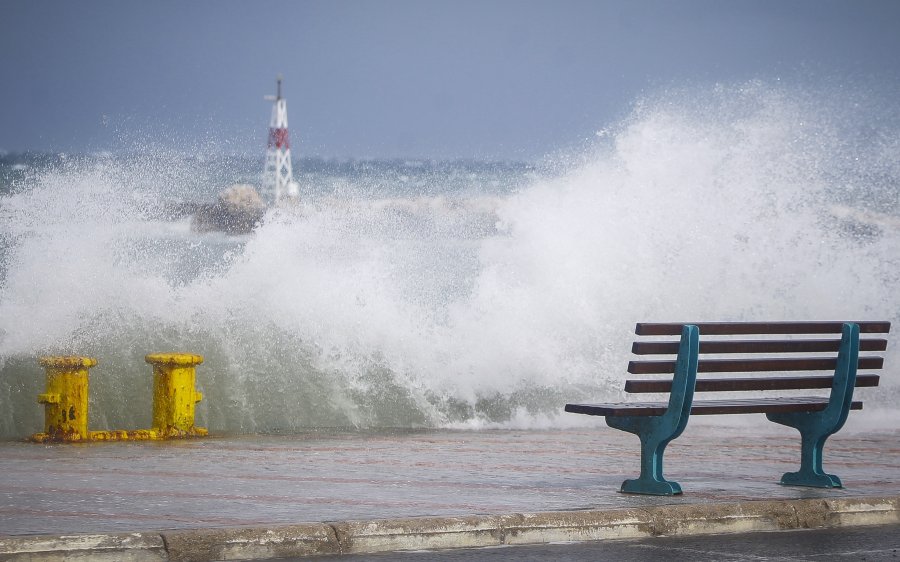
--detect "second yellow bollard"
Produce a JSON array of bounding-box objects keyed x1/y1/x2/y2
[{"x1": 145, "y1": 353, "x2": 207, "y2": 438}]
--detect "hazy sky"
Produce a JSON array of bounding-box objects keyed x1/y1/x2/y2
[{"x1": 2, "y1": 0, "x2": 899, "y2": 160}]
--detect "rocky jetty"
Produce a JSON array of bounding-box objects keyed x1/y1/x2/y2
[{"x1": 191, "y1": 184, "x2": 266, "y2": 234}]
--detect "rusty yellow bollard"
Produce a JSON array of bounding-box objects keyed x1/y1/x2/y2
[
  {"x1": 145, "y1": 353, "x2": 207, "y2": 438},
  {"x1": 33, "y1": 356, "x2": 97, "y2": 442}
]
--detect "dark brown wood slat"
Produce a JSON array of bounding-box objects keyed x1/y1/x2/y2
[
  {"x1": 635, "y1": 321, "x2": 891, "y2": 336},
  {"x1": 631, "y1": 338, "x2": 888, "y2": 355},
  {"x1": 624, "y1": 374, "x2": 881, "y2": 393},
  {"x1": 566, "y1": 402, "x2": 671, "y2": 416},
  {"x1": 628, "y1": 356, "x2": 884, "y2": 374},
  {"x1": 565, "y1": 398, "x2": 863, "y2": 417},
  {"x1": 691, "y1": 397, "x2": 863, "y2": 415}
]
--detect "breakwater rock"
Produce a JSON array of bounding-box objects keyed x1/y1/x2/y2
[{"x1": 191, "y1": 184, "x2": 266, "y2": 235}]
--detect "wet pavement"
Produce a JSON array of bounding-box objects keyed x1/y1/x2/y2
[{"x1": 0, "y1": 416, "x2": 898, "y2": 537}]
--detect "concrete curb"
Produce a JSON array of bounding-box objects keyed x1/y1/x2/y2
[{"x1": 2, "y1": 496, "x2": 898, "y2": 561}]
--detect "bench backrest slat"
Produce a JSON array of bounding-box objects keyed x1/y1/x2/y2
[
  {"x1": 632, "y1": 338, "x2": 888, "y2": 355},
  {"x1": 628, "y1": 356, "x2": 884, "y2": 374},
  {"x1": 568, "y1": 398, "x2": 865, "y2": 417},
  {"x1": 625, "y1": 373, "x2": 881, "y2": 393},
  {"x1": 635, "y1": 321, "x2": 891, "y2": 336}
]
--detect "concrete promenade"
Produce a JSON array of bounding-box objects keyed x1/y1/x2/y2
[{"x1": 0, "y1": 417, "x2": 898, "y2": 560}]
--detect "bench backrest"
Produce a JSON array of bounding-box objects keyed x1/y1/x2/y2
[{"x1": 625, "y1": 321, "x2": 890, "y2": 395}]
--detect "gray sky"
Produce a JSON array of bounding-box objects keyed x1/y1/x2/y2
[{"x1": 2, "y1": 0, "x2": 899, "y2": 160}]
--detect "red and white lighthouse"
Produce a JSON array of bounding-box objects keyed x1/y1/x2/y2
[{"x1": 262, "y1": 75, "x2": 299, "y2": 203}]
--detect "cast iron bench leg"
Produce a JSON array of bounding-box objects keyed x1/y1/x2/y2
[
  {"x1": 766, "y1": 323, "x2": 860, "y2": 488},
  {"x1": 606, "y1": 325, "x2": 699, "y2": 496},
  {"x1": 766, "y1": 411, "x2": 842, "y2": 487},
  {"x1": 607, "y1": 415, "x2": 684, "y2": 495}
]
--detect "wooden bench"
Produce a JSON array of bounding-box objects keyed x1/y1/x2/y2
[{"x1": 565, "y1": 321, "x2": 890, "y2": 496}]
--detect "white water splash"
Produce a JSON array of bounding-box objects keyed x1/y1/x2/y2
[{"x1": 1, "y1": 83, "x2": 898, "y2": 438}]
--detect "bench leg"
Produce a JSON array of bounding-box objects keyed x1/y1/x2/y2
[
  {"x1": 608, "y1": 417, "x2": 682, "y2": 496},
  {"x1": 767, "y1": 322, "x2": 858, "y2": 488},
  {"x1": 604, "y1": 324, "x2": 698, "y2": 496},
  {"x1": 766, "y1": 412, "x2": 842, "y2": 488}
]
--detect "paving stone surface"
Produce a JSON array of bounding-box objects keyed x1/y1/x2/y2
[{"x1": 1, "y1": 416, "x2": 897, "y2": 536}]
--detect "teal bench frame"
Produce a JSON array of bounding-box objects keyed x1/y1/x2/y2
[{"x1": 565, "y1": 321, "x2": 890, "y2": 495}]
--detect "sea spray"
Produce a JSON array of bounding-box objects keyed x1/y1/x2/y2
[{"x1": 1, "y1": 82, "x2": 898, "y2": 438}]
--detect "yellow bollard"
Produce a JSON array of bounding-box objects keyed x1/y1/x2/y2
[
  {"x1": 33, "y1": 356, "x2": 97, "y2": 442},
  {"x1": 145, "y1": 353, "x2": 207, "y2": 438}
]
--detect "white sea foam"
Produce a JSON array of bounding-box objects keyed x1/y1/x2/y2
[{"x1": 1, "y1": 83, "x2": 898, "y2": 437}]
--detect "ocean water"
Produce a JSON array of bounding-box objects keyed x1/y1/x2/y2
[{"x1": 1, "y1": 83, "x2": 899, "y2": 440}]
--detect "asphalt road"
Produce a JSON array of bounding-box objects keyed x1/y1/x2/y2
[{"x1": 278, "y1": 524, "x2": 900, "y2": 561}]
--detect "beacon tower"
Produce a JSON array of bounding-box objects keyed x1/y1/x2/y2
[{"x1": 263, "y1": 75, "x2": 299, "y2": 204}]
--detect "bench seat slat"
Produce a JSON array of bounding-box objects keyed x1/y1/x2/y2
[
  {"x1": 628, "y1": 356, "x2": 884, "y2": 374},
  {"x1": 624, "y1": 373, "x2": 881, "y2": 393},
  {"x1": 632, "y1": 338, "x2": 888, "y2": 355},
  {"x1": 635, "y1": 321, "x2": 891, "y2": 336},
  {"x1": 565, "y1": 397, "x2": 863, "y2": 417}
]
